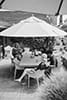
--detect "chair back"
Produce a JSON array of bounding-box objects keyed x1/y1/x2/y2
[
  {"x1": 28, "y1": 69, "x2": 44, "y2": 79},
  {"x1": 13, "y1": 58, "x2": 20, "y2": 69}
]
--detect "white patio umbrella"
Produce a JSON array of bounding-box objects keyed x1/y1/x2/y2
[{"x1": 0, "y1": 16, "x2": 67, "y2": 37}]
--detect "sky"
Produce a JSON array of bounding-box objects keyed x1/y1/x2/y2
[{"x1": 1, "y1": 0, "x2": 67, "y2": 14}]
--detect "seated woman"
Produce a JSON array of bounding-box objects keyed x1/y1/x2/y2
[
  {"x1": 40, "y1": 53, "x2": 52, "y2": 78},
  {"x1": 12, "y1": 47, "x2": 18, "y2": 58},
  {"x1": 35, "y1": 53, "x2": 50, "y2": 70},
  {"x1": 13, "y1": 53, "x2": 22, "y2": 67}
]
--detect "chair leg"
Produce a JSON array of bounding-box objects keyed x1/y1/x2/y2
[
  {"x1": 37, "y1": 78, "x2": 39, "y2": 87},
  {"x1": 14, "y1": 68, "x2": 16, "y2": 80},
  {"x1": 28, "y1": 75, "x2": 30, "y2": 88}
]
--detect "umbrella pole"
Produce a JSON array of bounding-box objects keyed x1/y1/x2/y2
[{"x1": 3, "y1": 37, "x2": 5, "y2": 46}]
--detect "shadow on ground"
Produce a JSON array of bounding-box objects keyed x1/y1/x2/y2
[{"x1": 0, "y1": 64, "x2": 38, "y2": 93}]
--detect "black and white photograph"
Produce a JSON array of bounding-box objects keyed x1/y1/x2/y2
[{"x1": 0, "y1": 0, "x2": 67, "y2": 100}]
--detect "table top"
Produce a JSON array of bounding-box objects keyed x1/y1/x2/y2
[{"x1": 19, "y1": 53, "x2": 42, "y2": 67}]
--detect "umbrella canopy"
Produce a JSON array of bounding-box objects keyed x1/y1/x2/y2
[{"x1": 0, "y1": 16, "x2": 67, "y2": 37}]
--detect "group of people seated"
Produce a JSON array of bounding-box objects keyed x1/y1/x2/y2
[
  {"x1": 0, "y1": 42, "x2": 57, "y2": 84},
  {"x1": 12, "y1": 46, "x2": 58, "y2": 83}
]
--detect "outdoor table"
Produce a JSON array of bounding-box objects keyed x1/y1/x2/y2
[
  {"x1": 13, "y1": 54, "x2": 42, "y2": 79},
  {"x1": 19, "y1": 54, "x2": 42, "y2": 69}
]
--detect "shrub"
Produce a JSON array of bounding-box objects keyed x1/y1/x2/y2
[{"x1": 37, "y1": 67, "x2": 67, "y2": 100}]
